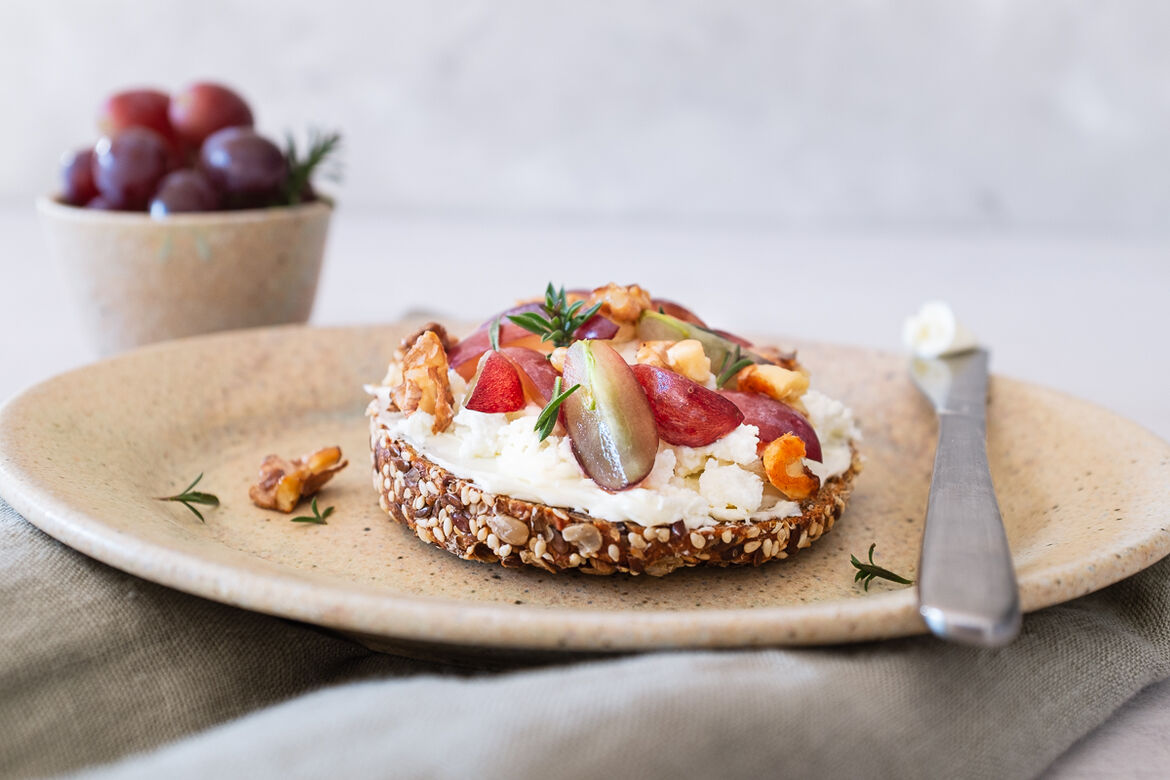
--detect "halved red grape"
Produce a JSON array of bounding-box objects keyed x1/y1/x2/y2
[
  {"x1": 719, "y1": 390, "x2": 822, "y2": 461},
  {"x1": 651, "y1": 298, "x2": 706, "y2": 326},
  {"x1": 199, "y1": 127, "x2": 285, "y2": 201},
  {"x1": 92, "y1": 128, "x2": 172, "y2": 210},
  {"x1": 448, "y1": 302, "x2": 548, "y2": 377},
  {"x1": 149, "y1": 170, "x2": 219, "y2": 216},
  {"x1": 499, "y1": 347, "x2": 559, "y2": 404},
  {"x1": 465, "y1": 351, "x2": 526, "y2": 413},
  {"x1": 98, "y1": 89, "x2": 175, "y2": 143},
  {"x1": 632, "y1": 364, "x2": 743, "y2": 447},
  {"x1": 574, "y1": 314, "x2": 619, "y2": 340},
  {"x1": 561, "y1": 341, "x2": 659, "y2": 490},
  {"x1": 60, "y1": 148, "x2": 98, "y2": 206},
  {"x1": 170, "y1": 82, "x2": 254, "y2": 148}
]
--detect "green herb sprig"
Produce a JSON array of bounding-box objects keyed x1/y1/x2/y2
[
  {"x1": 851, "y1": 543, "x2": 915, "y2": 591},
  {"x1": 534, "y1": 377, "x2": 581, "y2": 441},
  {"x1": 282, "y1": 129, "x2": 343, "y2": 206},
  {"x1": 291, "y1": 496, "x2": 334, "y2": 525},
  {"x1": 489, "y1": 317, "x2": 502, "y2": 352},
  {"x1": 158, "y1": 473, "x2": 220, "y2": 522},
  {"x1": 507, "y1": 284, "x2": 602, "y2": 349},
  {"x1": 716, "y1": 345, "x2": 754, "y2": 388}
]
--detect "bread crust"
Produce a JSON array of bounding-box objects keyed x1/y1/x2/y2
[{"x1": 370, "y1": 423, "x2": 861, "y2": 576}]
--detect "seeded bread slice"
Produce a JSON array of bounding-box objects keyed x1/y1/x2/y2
[{"x1": 370, "y1": 423, "x2": 861, "y2": 577}]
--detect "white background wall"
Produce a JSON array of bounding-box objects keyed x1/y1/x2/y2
[{"x1": 3, "y1": 0, "x2": 1168, "y2": 232}]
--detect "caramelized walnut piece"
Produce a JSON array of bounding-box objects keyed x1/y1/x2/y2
[
  {"x1": 549, "y1": 346, "x2": 569, "y2": 373},
  {"x1": 665, "y1": 339, "x2": 711, "y2": 383},
  {"x1": 734, "y1": 363, "x2": 809, "y2": 405},
  {"x1": 753, "y1": 344, "x2": 800, "y2": 370},
  {"x1": 634, "y1": 339, "x2": 711, "y2": 383},
  {"x1": 761, "y1": 434, "x2": 820, "y2": 500},
  {"x1": 395, "y1": 322, "x2": 452, "y2": 362},
  {"x1": 391, "y1": 330, "x2": 455, "y2": 433},
  {"x1": 587, "y1": 283, "x2": 653, "y2": 323},
  {"x1": 249, "y1": 446, "x2": 349, "y2": 513},
  {"x1": 635, "y1": 340, "x2": 673, "y2": 368}
]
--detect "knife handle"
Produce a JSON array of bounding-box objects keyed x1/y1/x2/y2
[{"x1": 917, "y1": 412, "x2": 1020, "y2": 646}]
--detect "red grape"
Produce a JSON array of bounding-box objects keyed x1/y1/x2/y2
[
  {"x1": 499, "y1": 347, "x2": 559, "y2": 404},
  {"x1": 60, "y1": 148, "x2": 98, "y2": 206},
  {"x1": 447, "y1": 302, "x2": 548, "y2": 377},
  {"x1": 574, "y1": 314, "x2": 619, "y2": 340},
  {"x1": 170, "y1": 83, "x2": 253, "y2": 147},
  {"x1": 149, "y1": 170, "x2": 219, "y2": 216},
  {"x1": 92, "y1": 128, "x2": 173, "y2": 210},
  {"x1": 632, "y1": 364, "x2": 744, "y2": 447},
  {"x1": 561, "y1": 341, "x2": 659, "y2": 490},
  {"x1": 651, "y1": 299, "x2": 707, "y2": 326},
  {"x1": 719, "y1": 390, "x2": 822, "y2": 461},
  {"x1": 98, "y1": 89, "x2": 174, "y2": 142},
  {"x1": 465, "y1": 352, "x2": 526, "y2": 413},
  {"x1": 199, "y1": 127, "x2": 285, "y2": 202}
]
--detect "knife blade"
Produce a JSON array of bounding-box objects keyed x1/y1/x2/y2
[{"x1": 910, "y1": 348, "x2": 1020, "y2": 646}]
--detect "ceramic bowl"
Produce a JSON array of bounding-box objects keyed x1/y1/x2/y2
[{"x1": 37, "y1": 197, "x2": 332, "y2": 355}]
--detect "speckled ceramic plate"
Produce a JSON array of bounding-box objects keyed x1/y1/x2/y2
[{"x1": 1, "y1": 323, "x2": 1168, "y2": 654}]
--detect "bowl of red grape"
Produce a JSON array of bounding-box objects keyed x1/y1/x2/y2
[{"x1": 39, "y1": 82, "x2": 340, "y2": 355}]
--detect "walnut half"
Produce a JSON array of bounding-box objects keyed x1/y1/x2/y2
[
  {"x1": 249, "y1": 445, "x2": 349, "y2": 513},
  {"x1": 390, "y1": 330, "x2": 455, "y2": 433},
  {"x1": 586, "y1": 282, "x2": 653, "y2": 323}
]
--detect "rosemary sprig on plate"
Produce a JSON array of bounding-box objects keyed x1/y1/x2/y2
[
  {"x1": 851, "y1": 543, "x2": 915, "y2": 591},
  {"x1": 158, "y1": 473, "x2": 220, "y2": 522},
  {"x1": 282, "y1": 129, "x2": 343, "y2": 206},
  {"x1": 716, "y1": 345, "x2": 754, "y2": 388},
  {"x1": 507, "y1": 283, "x2": 602, "y2": 348},
  {"x1": 291, "y1": 496, "x2": 334, "y2": 525},
  {"x1": 534, "y1": 376, "x2": 580, "y2": 441}
]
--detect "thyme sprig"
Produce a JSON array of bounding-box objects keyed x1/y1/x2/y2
[
  {"x1": 534, "y1": 376, "x2": 581, "y2": 441},
  {"x1": 851, "y1": 543, "x2": 915, "y2": 591},
  {"x1": 291, "y1": 496, "x2": 334, "y2": 525},
  {"x1": 282, "y1": 129, "x2": 343, "y2": 206},
  {"x1": 158, "y1": 473, "x2": 220, "y2": 522},
  {"x1": 507, "y1": 284, "x2": 602, "y2": 348},
  {"x1": 716, "y1": 344, "x2": 754, "y2": 388}
]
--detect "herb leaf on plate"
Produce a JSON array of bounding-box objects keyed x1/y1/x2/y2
[
  {"x1": 158, "y1": 473, "x2": 220, "y2": 522},
  {"x1": 851, "y1": 543, "x2": 914, "y2": 590},
  {"x1": 291, "y1": 496, "x2": 334, "y2": 525}
]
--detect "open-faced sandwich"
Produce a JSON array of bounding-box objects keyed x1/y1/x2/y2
[{"x1": 367, "y1": 283, "x2": 861, "y2": 576}]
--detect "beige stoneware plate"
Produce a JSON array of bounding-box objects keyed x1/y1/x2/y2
[{"x1": 1, "y1": 323, "x2": 1168, "y2": 654}]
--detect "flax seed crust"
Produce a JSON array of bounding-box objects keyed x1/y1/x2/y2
[{"x1": 369, "y1": 424, "x2": 861, "y2": 577}]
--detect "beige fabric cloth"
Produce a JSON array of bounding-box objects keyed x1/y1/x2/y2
[{"x1": 2, "y1": 498, "x2": 1168, "y2": 780}]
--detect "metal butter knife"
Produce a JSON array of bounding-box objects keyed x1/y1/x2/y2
[{"x1": 910, "y1": 348, "x2": 1021, "y2": 646}]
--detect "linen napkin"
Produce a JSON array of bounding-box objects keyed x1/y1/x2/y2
[{"x1": 2, "y1": 498, "x2": 1167, "y2": 780}]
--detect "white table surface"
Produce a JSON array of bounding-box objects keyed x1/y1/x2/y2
[{"x1": 1, "y1": 207, "x2": 1168, "y2": 775}]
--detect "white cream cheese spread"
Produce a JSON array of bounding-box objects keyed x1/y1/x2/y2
[
  {"x1": 368, "y1": 372, "x2": 859, "y2": 530},
  {"x1": 902, "y1": 301, "x2": 978, "y2": 358}
]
